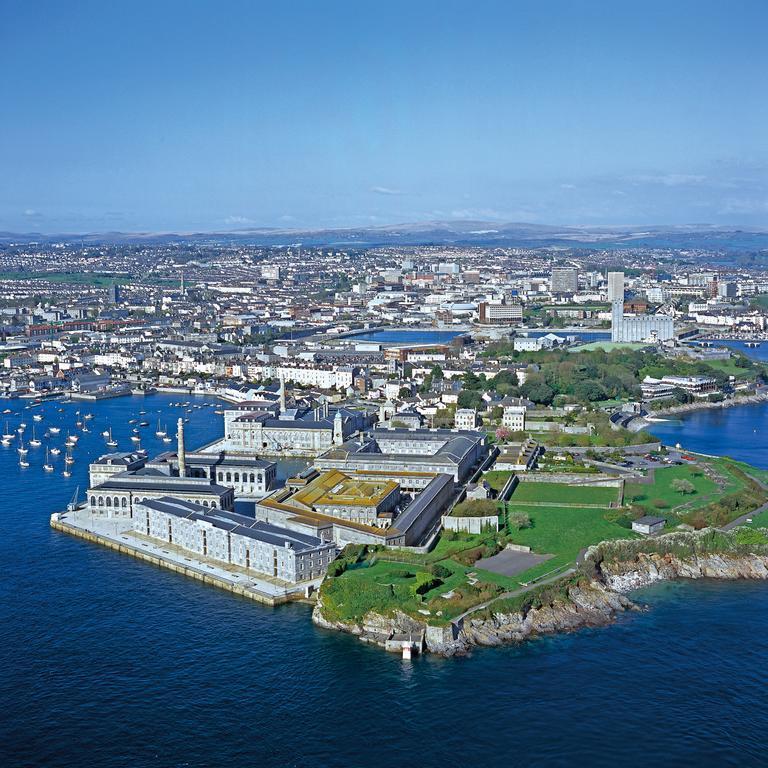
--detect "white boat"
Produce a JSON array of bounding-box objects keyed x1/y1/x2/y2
[
  {"x1": 2, "y1": 408, "x2": 11, "y2": 414},
  {"x1": 17, "y1": 440, "x2": 28, "y2": 456},
  {"x1": 33, "y1": 414, "x2": 43, "y2": 422},
  {"x1": 50, "y1": 447, "x2": 61, "y2": 456},
  {"x1": 19, "y1": 458, "x2": 30, "y2": 468},
  {"x1": 155, "y1": 419, "x2": 166, "y2": 438},
  {"x1": 105, "y1": 427, "x2": 118, "y2": 448},
  {"x1": 1, "y1": 438, "x2": 10, "y2": 447},
  {"x1": 62, "y1": 469, "x2": 71, "y2": 477},
  {"x1": 3, "y1": 420, "x2": 14, "y2": 440},
  {"x1": 65, "y1": 448, "x2": 75, "y2": 465},
  {"x1": 84, "y1": 413, "x2": 94, "y2": 420},
  {"x1": 68, "y1": 434, "x2": 79, "y2": 444},
  {"x1": 43, "y1": 448, "x2": 54, "y2": 471},
  {"x1": 162, "y1": 435, "x2": 172, "y2": 443},
  {"x1": 49, "y1": 426, "x2": 61, "y2": 435},
  {"x1": 101, "y1": 429, "x2": 111, "y2": 437},
  {"x1": 29, "y1": 427, "x2": 42, "y2": 447},
  {"x1": 130, "y1": 435, "x2": 141, "y2": 442}
]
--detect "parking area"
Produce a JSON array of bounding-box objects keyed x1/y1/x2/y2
[{"x1": 475, "y1": 549, "x2": 552, "y2": 577}]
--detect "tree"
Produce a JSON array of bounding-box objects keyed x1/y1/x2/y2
[
  {"x1": 495, "y1": 426, "x2": 513, "y2": 442},
  {"x1": 672, "y1": 478, "x2": 696, "y2": 496},
  {"x1": 509, "y1": 512, "x2": 532, "y2": 530},
  {"x1": 457, "y1": 390, "x2": 483, "y2": 410},
  {"x1": 430, "y1": 364, "x2": 444, "y2": 381},
  {"x1": 520, "y1": 378, "x2": 555, "y2": 405},
  {"x1": 398, "y1": 386, "x2": 412, "y2": 399}
]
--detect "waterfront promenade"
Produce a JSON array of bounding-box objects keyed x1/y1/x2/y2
[{"x1": 52, "y1": 507, "x2": 319, "y2": 606}]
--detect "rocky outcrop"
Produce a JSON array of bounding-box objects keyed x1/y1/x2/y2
[
  {"x1": 596, "y1": 550, "x2": 768, "y2": 592},
  {"x1": 312, "y1": 581, "x2": 638, "y2": 656},
  {"x1": 454, "y1": 581, "x2": 636, "y2": 653},
  {"x1": 313, "y1": 530, "x2": 768, "y2": 657}
]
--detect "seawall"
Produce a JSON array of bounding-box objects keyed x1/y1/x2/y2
[{"x1": 50, "y1": 515, "x2": 300, "y2": 607}]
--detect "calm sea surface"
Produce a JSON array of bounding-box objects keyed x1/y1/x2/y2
[{"x1": 2, "y1": 394, "x2": 768, "y2": 767}]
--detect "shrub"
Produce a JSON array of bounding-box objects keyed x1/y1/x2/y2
[
  {"x1": 326, "y1": 560, "x2": 347, "y2": 578},
  {"x1": 411, "y1": 572, "x2": 442, "y2": 597},
  {"x1": 430, "y1": 564, "x2": 452, "y2": 579},
  {"x1": 509, "y1": 511, "x2": 532, "y2": 530},
  {"x1": 652, "y1": 498, "x2": 670, "y2": 509}
]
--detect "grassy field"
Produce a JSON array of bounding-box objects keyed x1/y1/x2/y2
[
  {"x1": 700, "y1": 357, "x2": 756, "y2": 378},
  {"x1": 510, "y1": 481, "x2": 618, "y2": 506},
  {"x1": 626, "y1": 463, "x2": 729, "y2": 516},
  {"x1": 503, "y1": 504, "x2": 637, "y2": 582}
]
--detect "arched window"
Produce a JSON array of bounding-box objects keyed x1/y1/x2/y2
[
  {"x1": 249, "y1": 473, "x2": 255, "y2": 483},
  {"x1": 97, "y1": 497, "x2": 104, "y2": 507},
  {"x1": 217, "y1": 472, "x2": 223, "y2": 481},
  {"x1": 226, "y1": 472, "x2": 231, "y2": 482},
  {"x1": 113, "y1": 497, "x2": 120, "y2": 508},
  {"x1": 122, "y1": 498, "x2": 127, "y2": 507},
  {"x1": 202, "y1": 500, "x2": 209, "y2": 507},
  {"x1": 106, "y1": 497, "x2": 112, "y2": 507},
  {"x1": 211, "y1": 501, "x2": 217, "y2": 508},
  {"x1": 90, "y1": 496, "x2": 96, "y2": 506},
  {"x1": 234, "y1": 472, "x2": 240, "y2": 482}
]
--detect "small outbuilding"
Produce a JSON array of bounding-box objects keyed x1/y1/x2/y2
[{"x1": 632, "y1": 515, "x2": 667, "y2": 535}]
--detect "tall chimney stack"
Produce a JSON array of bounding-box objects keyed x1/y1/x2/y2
[{"x1": 177, "y1": 417, "x2": 186, "y2": 477}]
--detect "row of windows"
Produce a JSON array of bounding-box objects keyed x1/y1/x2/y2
[{"x1": 216, "y1": 471, "x2": 263, "y2": 484}]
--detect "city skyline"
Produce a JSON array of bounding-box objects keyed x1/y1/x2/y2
[{"x1": 1, "y1": 0, "x2": 767, "y2": 233}]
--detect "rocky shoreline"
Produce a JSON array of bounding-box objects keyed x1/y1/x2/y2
[
  {"x1": 641, "y1": 391, "x2": 768, "y2": 422},
  {"x1": 312, "y1": 529, "x2": 768, "y2": 657}
]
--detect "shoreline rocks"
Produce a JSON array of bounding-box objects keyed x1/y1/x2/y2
[{"x1": 313, "y1": 531, "x2": 768, "y2": 657}]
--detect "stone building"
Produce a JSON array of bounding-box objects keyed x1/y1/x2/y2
[{"x1": 132, "y1": 497, "x2": 336, "y2": 583}]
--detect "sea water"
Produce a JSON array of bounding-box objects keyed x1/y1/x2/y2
[{"x1": 2, "y1": 394, "x2": 767, "y2": 767}]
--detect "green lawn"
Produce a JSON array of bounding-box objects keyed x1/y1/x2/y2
[
  {"x1": 624, "y1": 464, "x2": 719, "y2": 516},
  {"x1": 484, "y1": 470, "x2": 514, "y2": 492},
  {"x1": 510, "y1": 481, "x2": 618, "y2": 506},
  {"x1": 700, "y1": 357, "x2": 756, "y2": 379},
  {"x1": 503, "y1": 504, "x2": 637, "y2": 583}
]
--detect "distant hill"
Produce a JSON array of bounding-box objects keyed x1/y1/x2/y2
[{"x1": 1, "y1": 220, "x2": 767, "y2": 249}]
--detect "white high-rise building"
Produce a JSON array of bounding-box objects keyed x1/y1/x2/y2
[
  {"x1": 607, "y1": 271, "x2": 625, "y2": 303},
  {"x1": 610, "y1": 270, "x2": 674, "y2": 343}
]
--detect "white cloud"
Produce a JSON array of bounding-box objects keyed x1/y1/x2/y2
[
  {"x1": 224, "y1": 215, "x2": 255, "y2": 226},
  {"x1": 560, "y1": 183, "x2": 576, "y2": 190},
  {"x1": 370, "y1": 186, "x2": 405, "y2": 196},
  {"x1": 630, "y1": 174, "x2": 707, "y2": 187}
]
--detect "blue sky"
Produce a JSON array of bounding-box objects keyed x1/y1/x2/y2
[{"x1": 0, "y1": 0, "x2": 766, "y2": 232}]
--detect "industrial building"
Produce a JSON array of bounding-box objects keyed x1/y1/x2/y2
[{"x1": 132, "y1": 497, "x2": 336, "y2": 583}]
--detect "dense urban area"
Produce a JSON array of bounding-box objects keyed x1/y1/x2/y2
[{"x1": 5, "y1": 237, "x2": 768, "y2": 656}]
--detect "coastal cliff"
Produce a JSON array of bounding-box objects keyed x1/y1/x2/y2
[{"x1": 313, "y1": 528, "x2": 768, "y2": 656}]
